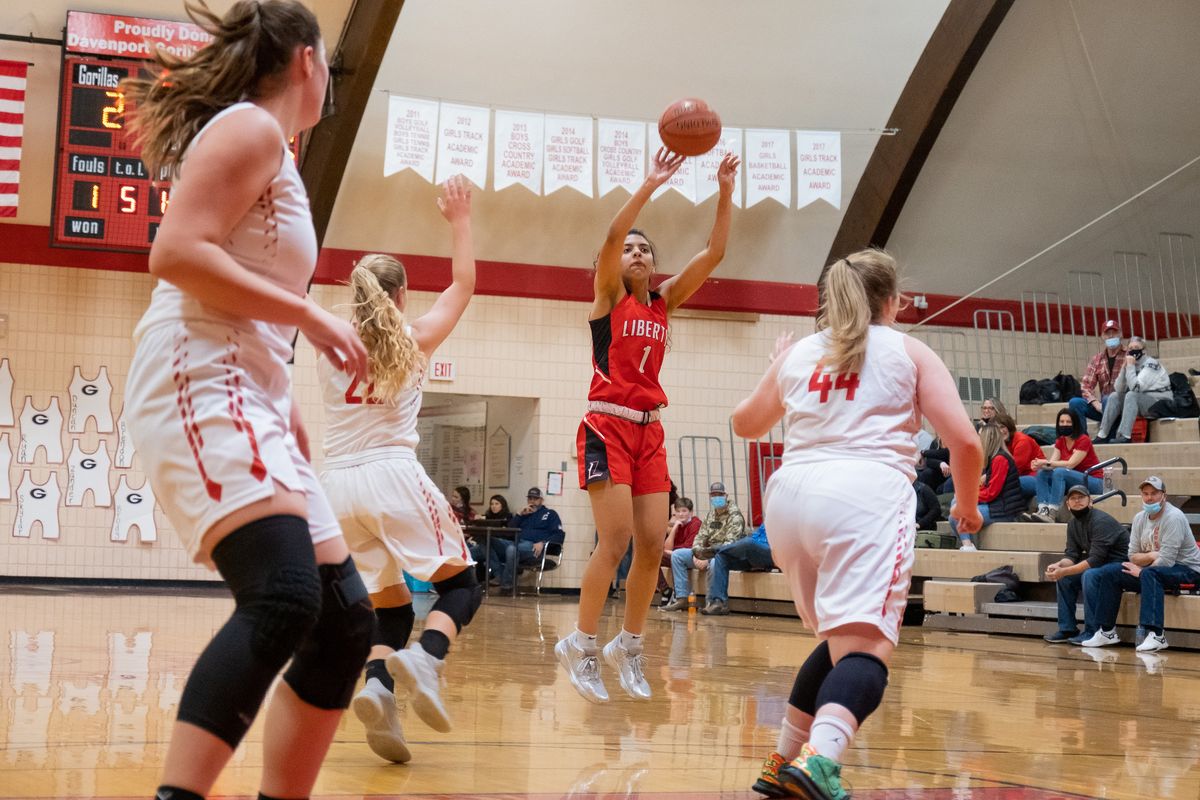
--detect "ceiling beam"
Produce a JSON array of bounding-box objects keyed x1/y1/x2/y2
[
  {"x1": 301, "y1": 0, "x2": 405, "y2": 247},
  {"x1": 826, "y1": 0, "x2": 1014, "y2": 263}
]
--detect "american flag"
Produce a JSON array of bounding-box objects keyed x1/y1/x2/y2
[{"x1": 0, "y1": 60, "x2": 27, "y2": 218}]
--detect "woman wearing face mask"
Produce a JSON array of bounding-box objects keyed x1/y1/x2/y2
[
  {"x1": 1093, "y1": 336, "x2": 1171, "y2": 444},
  {"x1": 949, "y1": 424, "x2": 1025, "y2": 551},
  {"x1": 1030, "y1": 408, "x2": 1103, "y2": 522}
]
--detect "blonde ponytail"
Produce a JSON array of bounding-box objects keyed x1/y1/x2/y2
[
  {"x1": 345, "y1": 255, "x2": 426, "y2": 402},
  {"x1": 816, "y1": 248, "x2": 899, "y2": 374}
]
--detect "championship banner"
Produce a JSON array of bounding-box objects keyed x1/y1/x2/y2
[
  {"x1": 745, "y1": 128, "x2": 791, "y2": 208},
  {"x1": 493, "y1": 110, "x2": 544, "y2": 194},
  {"x1": 65, "y1": 10, "x2": 211, "y2": 58},
  {"x1": 647, "y1": 125, "x2": 696, "y2": 203},
  {"x1": 596, "y1": 119, "x2": 645, "y2": 197},
  {"x1": 543, "y1": 114, "x2": 593, "y2": 197},
  {"x1": 384, "y1": 95, "x2": 438, "y2": 181},
  {"x1": 435, "y1": 102, "x2": 490, "y2": 188},
  {"x1": 695, "y1": 128, "x2": 742, "y2": 207},
  {"x1": 795, "y1": 131, "x2": 841, "y2": 209}
]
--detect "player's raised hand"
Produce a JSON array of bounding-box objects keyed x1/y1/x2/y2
[
  {"x1": 647, "y1": 147, "x2": 685, "y2": 187},
  {"x1": 717, "y1": 152, "x2": 740, "y2": 193},
  {"x1": 769, "y1": 331, "x2": 795, "y2": 363},
  {"x1": 437, "y1": 174, "x2": 472, "y2": 225}
]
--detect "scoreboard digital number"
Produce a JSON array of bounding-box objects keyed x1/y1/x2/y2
[{"x1": 51, "y1": 55, "x2": 169, "y2": 252}]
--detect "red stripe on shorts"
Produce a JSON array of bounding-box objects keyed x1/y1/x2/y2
[
  {"x1": 220, "y1": 334, "x2": 268, "y2": 482},
  {"x1": 878, "y1": 501, "x2": 910, "y2": 622},
  {"x1": 172, "y1": 335, "x2": 223, "y2": 502},
  {"x1": 419, "y1": 481, "x2": 446, "y2": 556}
]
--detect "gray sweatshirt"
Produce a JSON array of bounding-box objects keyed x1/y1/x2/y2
[
  {"x1": 1129, "y1": 503, "x2": 1200, "y2": 572},
  {"x1": 1114, "y1": 355, "x2": 1170, "y2": 394}
]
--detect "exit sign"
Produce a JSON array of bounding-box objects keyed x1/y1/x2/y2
[{"x1": 430, "y1": 359, "x2": 456, "y2": 381}]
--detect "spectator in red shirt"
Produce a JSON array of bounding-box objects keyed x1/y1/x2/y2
[
  {"x1": 1068, "y1": 320, "x2": 1125, "y2": 428},
  {"x1": 995, "y1": 412, "x2": 1041, "y2": 500},
  {"x1": 1031, "y1": 408, "x2": 1103, "y2": 522},
  {"x1": 657, "y1": 498, "x2": 701, "y2": 606},
  {"x1": 949, "y1": 424, "x2": 1025, "y2": 551}
]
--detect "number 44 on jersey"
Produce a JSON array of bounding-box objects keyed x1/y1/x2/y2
[{"x1": 808, "y1": 367, "x2": 859, "y2": 403}]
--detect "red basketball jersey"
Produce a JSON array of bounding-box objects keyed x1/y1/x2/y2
[{"x1": 588, "y1": 291, "x2": 669, "y2": 410}]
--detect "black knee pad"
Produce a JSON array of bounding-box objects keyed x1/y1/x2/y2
[
  {"x1": 178, "y1": 515, "x2": 321, "y2": 748},
  {"x1": 283, "y1": 556, "x2": 374, "y2": 710},
  {"x1": 789, "y1": 640, "x2": 833, "y2": 715},
  {"x1": 373, "y1": 603, "x2": 416, "y2": 650},
  {"x1": 815, "y1": 652, "x2": 889, "y2": 725},
  {"x1": 432, "y1": 568, "x2": 483, "y2": 632}
]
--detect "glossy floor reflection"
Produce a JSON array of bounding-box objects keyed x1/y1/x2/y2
[{"x1": 1, "y1": 587, "x2": 1199, "y2": 799}]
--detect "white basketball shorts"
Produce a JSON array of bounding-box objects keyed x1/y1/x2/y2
[
  {"x1": 125, "y1": 320, "x2": 341, "y2": 566},
  {"x1": 320, "y1": 446, "x2": 473, "y2": 592},
  {"x1": 764, "y1": 459, "x2": 915, "y2": 645}
]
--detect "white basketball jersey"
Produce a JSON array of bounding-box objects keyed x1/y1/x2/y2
[
  {"x1": 320, "y1": 355, "x2": 424, "y2": 457},
  {"x1": 0, "y1": 432, "x2": 10, "y2": 500},
  {"x1": 17, "y1": 397, "x2": 63, "y2": 464},
  {"x1": 0, "y1": 357, "x2": 13, "y2": 426},
  {"x1": 777, "y1": 325, "x2": 920, "y2": 479},
  {"x1": 14, "y1": 471, "x2": 61, "y2": 539},
  {"x1": 133, "y1": 102, "x2": 318, "y2": 367},
  {"x1": 68, "y1": 366, "x2": 114, "y2": 433},
  {"x1": 112, "y1": 476, "x2": 157, "y2": 543},
  {"x1": 66, "y1": 440, "x2": 112, "y2": 507}
]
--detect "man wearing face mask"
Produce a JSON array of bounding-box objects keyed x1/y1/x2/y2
[
  {"x1": 1068, "y1": 321, "x2": 1125, "y2": 430},
  {"x1": 1078, "y1": 476, "x2": 1200, "y2": 650},
  {"x1": 664, "y1": 482, "x2": 746, "y2": 611},
  {"x1": 1093, "y1": 336, "x2": 1171, "y2": 444},
  {"x1": 1042, "y1": 485, "x2": 1129, "y2": 645}
]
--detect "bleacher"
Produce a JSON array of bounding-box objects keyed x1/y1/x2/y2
[{"x1": 689, "y1": 336, "x2": 1200, "y2": 649}]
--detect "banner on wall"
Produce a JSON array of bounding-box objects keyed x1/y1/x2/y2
[
  {"x1": 695, "y1": 128, "x2": 743, "y2": 207},
  {"x1": 384, "y1": 95, "x2": 438, "y2": 180},
  {"x1": 543, "y1": 114, "x2": 593, "y2": 197},
  {"x1": 0, "y1": 60, "x2": 27, "y2": 218},
  {"x1": 436, "y1": 102, "x2": 490, "y2": 187},
  {"x1": 795, "y1": 131, "x2": 841, "y2": 209},
  {"x1": 745, "y1": 129, "x2": 791, "y2": 208},
  {"x1": 647, "y1": 125, "x2": 696, "y2": 202},
  {"x1": 493, "y1": 110, "x2": 544, "y2": 194},
  {"x1": 596, "y1": 119, "x2": 645, "y2": 197}
]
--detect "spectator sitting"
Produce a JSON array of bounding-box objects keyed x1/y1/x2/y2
[
  {"x1": 1042, "y1": 485, "x2": 1130, "y2": 644},
  {"x1": 485, "y1": 493, "x2": 511, "y2": 522},
  {"x1": 491, "y1": 487, "x2": 564, "y2": 592},
  {"x1": 994, "y1": 411, "x2": 1041, "y2": 500},
  {"x1": 949, "y1": 424, "x2": 1024, "y2": 551},
  {"x1": 663, "y1": 482, "x2": 746, "y2": 611},
  {"x1": 450, "y1": 485, "x2": 476, "y2": 525},
  {"x1": 1078, "y1": 476, "x2": 1200, "y2": 651},
  {"x1": 916, "y1": 438, "x2": 952, "y2": 494},
  {"x1": 1068, "y1": 320, "x2": 1125, "y2": 430},
  {"x1": 701, "y1": 522, "x2": 775, "y2": 616},
  {"x1": 1029, "y1": 408, "x2": 1103, "y2": 523},
  {"x1": 974, "y1": 397, "x2": 1008, "y2": 431},
  {"x1": 1094, "y1": 336, "x2": 1171, "y2": 444},
  {"x1": 913, "y1": 479, "x2": 941, "y2": 531},
  {"x1": 658, "y1": 497, "x2": 701, "y2": 607}
]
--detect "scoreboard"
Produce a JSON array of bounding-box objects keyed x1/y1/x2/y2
[{"x1": 51, "y1": 55, "x2": 170, "y2": 251}]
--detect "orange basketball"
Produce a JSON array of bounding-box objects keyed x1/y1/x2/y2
[{"x1": 658, "y1": 98, "x2": 722, "y2": 157}]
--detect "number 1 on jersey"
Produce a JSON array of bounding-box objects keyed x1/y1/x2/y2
[
  {"x1": 638, "y1": 345, "x2": 652, "y2": 374},
  {"x1": 808, "y1": 367, "x2": 859, "y2": 403}
]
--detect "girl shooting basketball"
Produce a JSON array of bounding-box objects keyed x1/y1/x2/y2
[
  {"x1": 122, "y1": 2, "x2": 372, "y2": 798},
  {"x1": 732, "y1": 250, "x2": 983, "y2": 799},
  {"x1": 557, "y1": 147, "x2": 740, "y2": 703}
]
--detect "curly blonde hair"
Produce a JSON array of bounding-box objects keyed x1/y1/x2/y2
[
  {"x1": 120, "y1": 0, "x2": 320, "y2": 178},
  {"x1": 346, "y1": 255, "x2": 426, "y2": 402}
]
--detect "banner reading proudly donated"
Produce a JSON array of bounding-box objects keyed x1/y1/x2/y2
[{"x1": 66, "y1": 10, "x2": 212, "y2": 59}]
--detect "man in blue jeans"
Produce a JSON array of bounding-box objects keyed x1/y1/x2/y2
[
  {"x1": 492, "y1": 487, "x2": 564, "y2": 591},
  {"x1": 1042, "y1": 485, "x2": 1129, "y2": 644},
  {"x1": 1068, "y1": 320, "x2": 1124, "y2": 429},
  {"x1": 701, "y1": 523, "x2": 775, "y2": 615},
  {"x1": 1079, "y1": 476, "x2": 1200, "y2": 651}
]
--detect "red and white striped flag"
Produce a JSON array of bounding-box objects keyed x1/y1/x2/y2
[{"x1": 0, "y1": 60, "x2": 28, "y2": 219}]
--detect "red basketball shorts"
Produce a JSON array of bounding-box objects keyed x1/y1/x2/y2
[{"x1": 577, "y1": 413, "x2": 671, "y2": 496}]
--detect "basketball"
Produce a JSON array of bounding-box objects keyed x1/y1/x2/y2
[{"x1": 658, "y1": 98, "x2": 722, "y2": 157}]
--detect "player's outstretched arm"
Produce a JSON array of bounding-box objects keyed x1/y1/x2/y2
[
  {"x1": 660, "y1": 153, "x2": 740, "y2": 314},
  {"x1": 732, "y1": 349, "x2": 788, "y2": 440},
  {"x1": 905, "y1": 335, "x2": 983, "y2": 532},
  {"x1": 593, "y1": 148, "x2": 684, "y2": 317},
  {"x1": 412, "y1": 175, "x2": 475, "y2": 357}
]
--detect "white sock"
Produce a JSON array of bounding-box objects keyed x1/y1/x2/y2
[
  {"x1": 807, "y1": 714, "x2": 856, "y2": 763},
  {"x1": 776, "y1": 716, "x2": 810, "y2": 761},
  {"x1": 572, "y1": 628, "x2": 598, "y2": 651},
  {"x1": 617, "y1": 628, "x2": 643, "y2": 650}
]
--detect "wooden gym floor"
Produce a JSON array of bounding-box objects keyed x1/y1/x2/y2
[{"x1": 1, "y1": 586, "x2": 1197, "y2": 799}]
